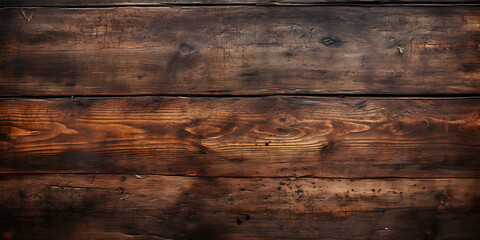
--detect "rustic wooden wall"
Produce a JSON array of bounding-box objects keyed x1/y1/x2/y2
[{"x1": 0, "y1": 0, "x2": 479, "y2": 239}]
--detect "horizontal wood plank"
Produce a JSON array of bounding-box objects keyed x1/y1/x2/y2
[
  {"x1": 1, "y1": 174, "x2": 479, "y2": 239},
  {"x1": 2, "y1": 0, "x2": 479, "y2": 7},
  {"x1": 1, "y1": 7, "x2": 479, "y2": 96},
  {"x1": 1, "y1": 96, "x2": 479, "y2": 177}
]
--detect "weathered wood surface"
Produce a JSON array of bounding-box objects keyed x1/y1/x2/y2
[
  {"x1": 1, "y1": 7, "x2": 479, "y2": 96},
  {"x1": 1, "y1": 96, "x2": 479, "y2": 177},
  {"x1": 2, "y1": 0, "x2": 478, "y2": 7},
  {"x1": 1, "y1": 174, "x2": 479, "y2": 239}
]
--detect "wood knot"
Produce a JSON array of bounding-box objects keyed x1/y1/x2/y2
[
  {"x1": 321, "y1": 36, "x2": 342, "y2": 47},
  {"x1": 192, "y1": 142, "x2": 214, "y2": 154},
  {"x1": 355, "y1": 100, "x2": 367, "y2": 110},
  {"x1": 320, "y1": 140, "x2": 336, "y2": 154},
  {"x1": 178, "y1": 43, "x2": 196, "y2": 56},
  {"x1": 435, "y1": 192, "x2": 449, "y2": 205}
]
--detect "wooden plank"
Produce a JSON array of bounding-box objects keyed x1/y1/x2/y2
[
  {"x1": 1, "y1": 174, "x2": 479, "y2": 239},
  {"x1": 1, "y1": 7, "x2": 479, "y2": 96},
  {"x1": 1, "y1": 96, "x2": 479, "y2": 177},
  {"x1": 2, "y1": 0, "x2": 479, "y2": 7}
]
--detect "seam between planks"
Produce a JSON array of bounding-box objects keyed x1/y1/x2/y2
[
  {"x1": 1, "y1": 94, "x2": 480, "y2": 100},
  {"x1": 2, "y1": 3, "x2": 480, "y2": 8},
  {"x1": 1, "y1": 173, "x2": 479, "y2": 179}
]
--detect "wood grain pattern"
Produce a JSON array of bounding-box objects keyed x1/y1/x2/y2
[
  {"x1": 1, "y1": 2, "x2": 479, "y2": 239},
  {"x1": 1, "y1": 7, "x2": 479, "y2": 96},
  {"x1": 1, "y1": 174, "x2": 479, "y2": 239},
  {"x1": 1, "y1": 96, "x2": 479, "y2": 177},
  {"x1": 2, "y1": 0, "x2": 479, "y2": 7}
]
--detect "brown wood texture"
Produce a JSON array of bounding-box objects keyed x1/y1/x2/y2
[
  {"x1": 1, "y1": 7, "x2": 479, "y2": 96},
  {"x1": 1, "y1": 0, "x2": 480, "y2": 238},
  {"x1": 1, "y1": 96, "x2": 479, "y2": 177},
  {"x1": 2, "y1": 0, "x2": 479, "y2": 7},
  {"x1": 1, "y1": 174, "x2": 479, "y2": 239}
]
